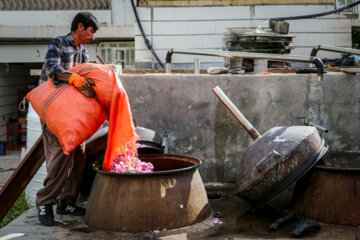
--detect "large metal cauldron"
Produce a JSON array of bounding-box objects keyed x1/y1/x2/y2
[
  {"x1": 213, "y1": 86, "x2": 326, "y2": 209},
  {"x1": 293, "y1": 151, "x2": 360, "y2": 226},
  {"x1": 85, "y1": 154, "x2": 211, "y2": 232}
]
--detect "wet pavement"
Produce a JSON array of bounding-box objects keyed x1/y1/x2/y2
[{"x1": 0, "y1": 185, "x2": 359, "y2": 240}]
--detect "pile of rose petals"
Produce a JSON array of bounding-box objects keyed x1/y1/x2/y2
[{"x1": 110, "y1": 144, "x2": 154, "y2": 173}]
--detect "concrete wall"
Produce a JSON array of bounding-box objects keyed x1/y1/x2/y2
[
  {"x1": 120, "y1": 72, "x2": 360, "y2": 182},
  {"x1": 134, "y1": 4, "x2": 354, "y2": 68}
]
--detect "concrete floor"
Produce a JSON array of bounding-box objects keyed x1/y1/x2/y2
[
  {"x1": 0, "y1": 150, "x2": 21, "y2": 189},
  {"x1": 0, "y1": 187, "x2": 359, "y2": 240}
]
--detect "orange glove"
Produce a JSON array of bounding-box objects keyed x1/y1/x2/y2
[{"x1": 68, "y1": 73, "x2": 96, "y2": 98}]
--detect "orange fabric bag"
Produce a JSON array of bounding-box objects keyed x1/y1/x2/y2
[
  {"x1": 26, "y1": 63, "x2": 139, "y2": 171},
  {"x1": 26, "y1": 78, "x2": 107, "y2": 154}
]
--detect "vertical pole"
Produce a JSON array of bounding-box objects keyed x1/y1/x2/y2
[
  {"x1": 166, "y1": 63, "x2": 171, "y2": 73},
  {"x1": 194, "y1": 58, "x2": 200, "y2": 74}
]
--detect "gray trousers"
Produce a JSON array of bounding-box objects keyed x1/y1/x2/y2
[{"x1": 36, "y1": 121, "x2": 86, "y2": 206}]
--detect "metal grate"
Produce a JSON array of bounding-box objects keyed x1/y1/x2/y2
[{"x1": 0, "y1": 0, "x2": 111, "y2": 11}]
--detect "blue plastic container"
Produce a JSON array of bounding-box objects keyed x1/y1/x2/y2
[{"x1": 0, "y1": 141, "x2": 6, "y2": 156}]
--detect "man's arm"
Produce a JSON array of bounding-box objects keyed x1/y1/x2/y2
[
  {"x1": 55, "y1": 72, "x2": 96, "y2": 98},
  {"x1": 43, "y1": 39, "x2": 96, "y2": 98},
  {"x1": 43, "y1": 38, "x2": 69, "y2": 80}
]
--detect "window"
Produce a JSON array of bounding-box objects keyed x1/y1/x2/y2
[{"x1": 98, "y1": 42, "x2": 135, "y2": 69}]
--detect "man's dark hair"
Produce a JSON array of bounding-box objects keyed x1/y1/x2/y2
[{"x1": 71, "y1": 12, "x2": 99, "y2": 32}]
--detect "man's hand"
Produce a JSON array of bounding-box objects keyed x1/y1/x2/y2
[{"x1": 68, "y1": 73, "x2": 96, "y2": 98}]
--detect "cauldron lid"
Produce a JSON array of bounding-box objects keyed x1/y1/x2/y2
[
  {"x1": 236, "y1": 126, "x2": 328, "y2": 209},
  {"x1": 252, "y1": 139, "x2": 327, "y2": 209}
]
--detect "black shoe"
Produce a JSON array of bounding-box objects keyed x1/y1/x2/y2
[
  {"x1": 36, "y1": 204, "x2": 54, "y2": 226},
  {"x1": 56, "y1": 203, "x2": 86, "y2": 216}
]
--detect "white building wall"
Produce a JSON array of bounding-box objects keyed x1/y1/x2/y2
[
  {"x1": 0, "y1": 10, "x2": 132, "y2": 63},
  {"x1": 0, "y1": 4, "x2": 355, "y2": 68},
  {"x1": 134, "y1": 4, "x2": 354, "y2": 67},
  {"x1": 0, "y1": 10, "x2": 133, "y2": 40},
  {"x1": 0, "y1": 44, "x2": 98, "y2": 63}
]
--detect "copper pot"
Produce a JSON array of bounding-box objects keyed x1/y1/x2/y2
[
  {"x1": 85, "y1": 154, "x2": 211, "y2": 232},
  {"x1": 293, "y1": 151, "x2": 360, "y2": 226}
]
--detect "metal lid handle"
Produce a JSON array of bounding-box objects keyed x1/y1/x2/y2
[{"x1": 212, "y1": 86, "x2": 261, "y2": 141}]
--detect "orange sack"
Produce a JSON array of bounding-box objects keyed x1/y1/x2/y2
[{"x1": 26, "y1": 63, "x2": 139, "y2": 171}]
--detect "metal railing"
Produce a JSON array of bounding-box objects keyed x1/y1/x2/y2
[
  {"x1": 337, "y1": 0, "x2": 360, "y2": 12},
  {"x1": 0, "y1": 0, "x2": 111, "y2": 11}
]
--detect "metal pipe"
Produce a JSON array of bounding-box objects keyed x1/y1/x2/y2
[
  {"x1": 170, "y1": 48, "x2": 313, "y2": 62},
  {"x1": 166, "y1": 51, "x2": 172, "y2": 73},
  {"x1": 167, "y1": 48, "x2": 326, "y2": 78},
  {"x1": 212, "y1": 86, "x2": 261, "y2": 141},
  {"x1": 311, "y1": 44, "x2": 360, "y2": 57}
]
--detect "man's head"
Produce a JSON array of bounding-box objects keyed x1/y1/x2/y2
[{"x1": 71, "y1": 12, "x2": 99, "y2": 45}]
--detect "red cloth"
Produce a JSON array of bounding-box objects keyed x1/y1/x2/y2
[{"x1": 102, "y1": 71, "x2": 139, "y2": 171}]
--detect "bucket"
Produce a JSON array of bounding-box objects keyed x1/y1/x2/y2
[{"x1": 0, "y1": 141, "x2": 6, "y2": 156}]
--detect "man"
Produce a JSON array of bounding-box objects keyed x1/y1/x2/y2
[{"x1": 36, "y1": 12, "x2": 99, "y2": 226}]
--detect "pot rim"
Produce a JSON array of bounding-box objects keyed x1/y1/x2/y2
[
  {"x1": 315, "y1": 151, "x2": 360, "y2": 172},
  {"x1": 92, "y1": 153, "x2": 202, "y2": 176}
]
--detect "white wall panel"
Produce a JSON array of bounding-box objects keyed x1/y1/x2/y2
[
  {"x1": 174, "y1": 35, "x2": 205, "y2": 49},
  {"x1": 202, "y1": 35, "x2": 224, "y2": 48},
  {"x1": 0, "y1": 45, "x2": 98, "y2": 63},
  {"x1": 136, "y1": 34, "x2": 223, "y2": 50},
  {"x1": 134, "y1": 22, "x2": 152, "y2": 35},
  {"x1": 152, "y1": 22, "x2": 190, "y2": 35},
  {"x1": 252, "y1": 5, "x2": 335, "y2": 19},
  {"x1": 136, "y1": 7, "x2": 152, "y2": 21},
  {"x1": 153, "y1": 36, "x2": 177, "y2": 49},
  {"x1": 293, "y1": 33, "x2": 351, "y2": 47},
  {"x1": 0, "y1": 25, "x2": 134, "y2": 40},
  {"x1": 290, "y1": 18, "x2": 351, "y2": 33},
  {"x1": 188, "y1": 21, "x2": 217, "y2": 35},
  {"x1": 111, "y1": 0, "x2": 135, "y2": 25},
  {"x1": 214, "y1": 20, "x2": 261, "y2": 33},
  {"x1": 0, "y1": 10, "x2": 111, "y2": 27},
  {"x1": 335, "y1": 33, "x2": 352, "y2": 46}
]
